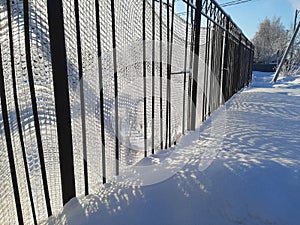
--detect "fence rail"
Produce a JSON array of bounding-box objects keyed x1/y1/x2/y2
[{"x1": 0, "y1": 0, "x2": 254, "y2": 224}]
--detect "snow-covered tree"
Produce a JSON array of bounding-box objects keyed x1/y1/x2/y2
[{"x1": 252, "y1": 17, "x2": 289, "y2": 63}]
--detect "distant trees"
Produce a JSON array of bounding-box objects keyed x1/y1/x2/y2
[{"x1": 252, "y1": 17, "x2": 289, "y2": 63}]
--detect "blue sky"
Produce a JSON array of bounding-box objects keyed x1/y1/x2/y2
[
  {"x1": 217, "y1": 0, "x2": 300, "y2": 39},
  {"x1": 175, "y1": 0, "x2": 300, "y2": 40}
]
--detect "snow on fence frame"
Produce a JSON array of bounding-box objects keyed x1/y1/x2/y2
[{"x1": 0, "y1": 0, "x2": 254, "y2": 224}]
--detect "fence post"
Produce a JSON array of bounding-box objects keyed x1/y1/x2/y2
[
  {"x1": 110, "y1": 0, "x2": 119, "y2": 175},
  {"x1": 187, "y1": 0, "x2": 195, "y2": 131},
  {"x1": 143, "y1": 0, "x2": 147, "y2": 156},
  {"x1": 152, "y1": 0, "x2": 156, "y2": 154},
  {"x1": 218, "y1": 24, "x2": 225, "y2": 106},
  {"x1": 47, "y1": 0, "x2": 76, "y2": 205},
  {"x1": 190, "y1": 0, "x2": 202, "y2": 130},
  {"x1": 235, "y1": 33, "x2": 242, "y2": 92},
  {"x1": 95, "y1": 0, "x2": 107, "y2": 184},
  {"x1": 159, "y1": 0, "x2": 163, "y2": 149},
  {"x1": 167, "y1": 0, "x2": 175, "y2": 147},
  {"x1": 182, "y1": 1, "x2": 190, "y2": 134},
  {"x1": 249, "y1": 45, "x2": 254, "y2": 84},
  {"x1": 222, "y1": 18, "x2": 230, "y2": 102},
  {"x1": 165, "y1": 0, "x2": 170, "y2": 148},
  {"x1": 73, "y1": 0, "x2": 89, "y2": 196}
]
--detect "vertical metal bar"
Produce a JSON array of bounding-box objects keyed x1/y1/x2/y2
[
  {"x1": 74, "y1": 0, "x2": 88, "y2": 196},
  {"x1": 247, "y1": 45, "x2": 250, "y2": 86},
  {"x1": 231, "y1": 38, "x2": 236, "y2": 97},
  {"x1": 215, "y1": 24, "x2": 222, "y2": 109},
  {"x1": 245, "y1": 45, "x2": 252, "y2": 86},
  {"x1": 168, "y1": 0, "x2": 175, "y2": 147},
  {"x1": 208, "y1": 22, "x2": 215, "y2": 116},
  {"x1": 228, "y1": 38, "x2": 233, "y2": 99},
  {"x1": 159, "y1": 0, "x2": 163, "y2": 150},
  {"x1": 187, "y1": 0, "x2": 195, "y2": 130},
  {"x1": 207, "y1": 5, "x2": 215, "y2": 116},
  {"x1": 240, "y1": 39, "x2": 244, "y2": 89},
  {"x1": 47, "y1": 0, "x2": 76, "y2": 205},
  {"x1": 110, "y1": 0, "x2": 119, "y2": 175},
  {"x1": 236, "y1": 33, "x2": 242, "y2": 91},
  {"x1": 243, "y1": 43, "x2": 247, "y2": 87},
  {"x1": 214, "y1": 25, "x2": 220, "y2": 111},
  {"x1": 218, "y1": 25, "x2": 225, "y2": 105},
  {"x1": 6, "y1": 1, "x2": 37, "y2": 223},
  {"x1": 214, "y1": 25, "x2": 222, "y2": 108},
  {"x1": 247, "y1": 45, "x2": 253, "y2": 86},
  {"x1": 152, "y1": 0, "x2": 156, "y2": 154},
  {"x1": 211, "y1": 23, "x2": 215, "y2": 112},
  {"x1": 23, "y1": 0, "x2": 52, "y2": 215},
  {"x1": 232, "y1": 36, "x2": 238, "y2": 93},
  {"x1": 182, "y1": 1, "x2": 190, "y2": 135},
  {"x1": 143, "y1": 0, "x2": 147, "y2": 157},
  {"x1": 213, "y1": 16, "x2": 219, "y2": 112},
  {"x1": 240, "y1": 42, "x2": 244, "y2": 88},
  {"x1": 190, "y1": 0, "x2": 202, "y2": 130},
  {"x1": 248, "y1": 46, "x2": 251, "y2": 84},
  {"x1": 248, "y1": 46, "x2": 253, "y2": 85},
  {"x1": 165, "y1": 0, "x2": 170, "y2": 149},
  {"x1": 246, "y1": 41, "x2": 250, "y2": 86},
  {"x1": 202, "y1": 18, "x2": 210, "y2": 122},
  {"x1": 202, "y1": 6, "x2": 211, "y2": 121},
  {"x1": 0, "y1": 46, "x2": 24, "y2": 225},
  {"x1": 95, "y1": 0, "x2": 106, "y2": 184},
  {"x1": 222, "y1": 18, "x2": 230, "y2": 101}
]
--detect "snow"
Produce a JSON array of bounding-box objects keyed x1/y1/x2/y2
[{"x1": 45, "y1": 71, "x2": 300, "y2": 225}]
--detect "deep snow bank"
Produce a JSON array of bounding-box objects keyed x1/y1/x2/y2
[{"x1": 45, "y1": 72, "x2": 300, "y2": 225}]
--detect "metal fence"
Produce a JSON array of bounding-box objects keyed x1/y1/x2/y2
[{"x1": 0, "y1": 0, "x2": 254, "y2": 224}]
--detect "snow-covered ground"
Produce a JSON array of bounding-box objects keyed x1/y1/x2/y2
[{"x1": 46, "y1": 71, "x2": 300, "y2": 225}]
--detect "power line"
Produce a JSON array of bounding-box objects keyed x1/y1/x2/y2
[
  {"x1": 220, "y1": 0, "x2": 254, "y2": 7},
  {"x1": 220, "y1": 0, "x2": 252, "y2": 7},
  {"x1": 177, "y1": 0, "x2": 256, "y2": 14}
]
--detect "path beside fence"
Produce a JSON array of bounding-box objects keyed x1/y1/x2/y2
[{"x1": 47, "y1": 71, "x2": 300, "y2": 225}]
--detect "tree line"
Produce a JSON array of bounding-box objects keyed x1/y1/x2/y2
[{"x1": 252, "y1": 16, "x2": 300, "y2": 66}]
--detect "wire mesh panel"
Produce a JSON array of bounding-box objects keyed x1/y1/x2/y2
[
  {"x1": 29, "y1": 0, "x2": 63, "y2": 215},
  {"x1": 62, "y1": 0, "x2": 85, "y2": 197},
  {"x1": 0, "y1": 98, "x2": 18, "y2": 225},
  {"x1": 2, "y1": 0, "x2": 48, "y2": 223},
  {"x1": 98, "y1": 0, "x2": 118, "y2": 180},
  {"x1": 0, "y1": 0, "x2": 254, "y2": 224}
]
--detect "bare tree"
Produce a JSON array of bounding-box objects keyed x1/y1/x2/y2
[{"x1": 252, "y1": 17, "x2": 289, "y2": 63}]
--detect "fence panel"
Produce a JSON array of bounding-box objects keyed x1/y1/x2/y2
[{"x1": 0, "y1": 0, "x2": 254, "y2": 224}]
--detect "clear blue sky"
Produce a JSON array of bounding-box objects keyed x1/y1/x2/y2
[
  {"x1": 175, "y1": 0, "x2": 300, "y2": 40},
  {"x1": 217, "y1": 0, "x2": 299, "y2": 39}
]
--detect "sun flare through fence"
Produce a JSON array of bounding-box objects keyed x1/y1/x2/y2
[{"x1": 0, "y1": 0, "x2": 254, "y2": 224}]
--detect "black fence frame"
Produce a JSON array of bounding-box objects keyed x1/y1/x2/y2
[{"x1": 0, "y1": 0, "x2": 254, "y2": 224}]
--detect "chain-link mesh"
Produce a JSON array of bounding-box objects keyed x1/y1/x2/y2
[{"x1": 0, "y1": 0, "x2": 254, "y2": 224}]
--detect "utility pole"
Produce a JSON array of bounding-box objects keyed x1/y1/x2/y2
[
  {"x1": 294, "y1": 10, "x2": 299, "y2": 31},
  {"x1": 273, "y1": 19, "x2": 300, "y2": 82},
  {"x1": 291, "y1": 9, "x2": 299, "y2": 59}
]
